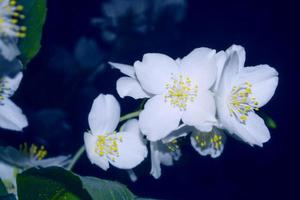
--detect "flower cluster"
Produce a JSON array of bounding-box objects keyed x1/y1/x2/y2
[{"x1": 85, "y1": 44, "x2": 278, "y2": 179}]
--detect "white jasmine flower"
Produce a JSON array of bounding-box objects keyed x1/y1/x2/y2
[
  {"x1": 135, "y1": 48, "x2": 225, "y2": 141},
  {"x1": 84, "y1": 94, "x2": 148, "y2": 171},
  {"x1": 0, "y1": 0, "x2": 26, "y2": 60},
  {"x1": 190, "y1": 127, "x2": 226, "y2": 158},
  {"x1": 150, "y1": 139, "x2": 181, "y2": 179},
  {"x1": 0, "y1": 72, "x2": 28, "y2": 131},
  {"x1": 215, "y1": 45, "x2": 279, "y2": 146},
  {"x1": 0, "y1": 144, "x2": 71, "y2": 169},
  {"x1": 109, "y1": 62, "x2": 150, "y2": 99}
]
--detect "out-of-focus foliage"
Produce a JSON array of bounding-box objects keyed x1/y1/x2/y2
[
  {"x1": 18, "y1": 0, "x2": 47, "y2": 66},
  {"x1": 16, "y1": 167, "x2": 158, "y2": 200}
]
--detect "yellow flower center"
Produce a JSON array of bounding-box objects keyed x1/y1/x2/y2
[
  {"x1": 164, "y1": 74, "x2": 198, "y2": 110},
  {"x1": 166, "y1": 139, "x2": 180, "y2": 152},
  {"x1": 95, "y1": 131, "x2": 122, "y2": 161},
  {"x1": 0, "y1": 0, "x2": 26, "y2": 38},
  {"x1": 19, "y1": 143, "x2": 48, "y2": 160},
  {"x1": 228, "y1": 82, "x2": 259, "y2": 123},
  {"x1": 194, "y1": 131, "x2": 223, "y2": 151}
]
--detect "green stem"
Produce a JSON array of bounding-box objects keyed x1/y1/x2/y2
[{"x1": 67, "y1": 110, "x2": 141, "y2": 171}]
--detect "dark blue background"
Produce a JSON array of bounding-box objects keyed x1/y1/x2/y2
[{"x1": 1, "y1": 0, "x2": 298, "y2": 199}]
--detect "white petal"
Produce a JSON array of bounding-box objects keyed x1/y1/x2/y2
[
  {"x1": 213, "y1": 51, "x2": 226, "y2": 92},
  {"x1": 162, "y1": 124, "x2": 190, "y2": 143},
  {"x1": 190, "y1": 127, "x2": 226, "y2": 158},
  {"x1": 234, "y1": 65, "x2": 279, "y2": 107},
  {"x1": 0, "y1": 39, "x2": 20, "y2": 61},
  {"x1": 0, "y1": 99, "x2": 28, "y2": 131},
  {"x1": 109, "y1": 62, "x2": 135, "y2": 78},
  {"x1": 231, "y1": 112, "x2": 270, "y2": 147},
  {"x1": 150, "y1": 141, "x2": 180, "y2": 179},
  {"x1": 225, "y1": 44, "x2": 246, "y2": 70},
  {"x1": 150, "y1": 142, "x2": 162, "y2": 179},
  {"x1": 134, "y1": 53, "x2": 178, "y2": 94},
  {"x1": 2, "y1": 72, "x2": 23, "y2": 98},
  {"x1": 116, "y1": 77, "x2": 150, "y2": 99},
  {"x1": 88, "y1": 94, "x2": 120, "y2": 134},
  {"x1": 32, "y1": 156, "x2": 71, "y2": 168},
  {"x1": 217, "y1": 51, "x2": 240, "y2": 96},
  {"x1": 127, "y1": 169, "x2": 138, "y2": 182},
  {"x1": 182, "y1": 90, "x2": 216, "y2": 132},
  {"x1": 139, "y1": 95, "x2": 182, "y2": 141},
  {"x1": 0, "y1": 161, "x2": 15, "y2": 180},
  {"x1": 84, "y1": 132, "x2": 109, "y2": 170},
  {"x1": 110, "y1": 130, "x2": 148, "y2": 169},
  {"x1": 180, "y1": 47, "x2": 217, "y2": 90}
]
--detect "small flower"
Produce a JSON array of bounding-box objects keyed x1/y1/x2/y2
[
  {"x1": 134, "y1": 48, "x2": 225, "y2": 141},
  {"x1": 190, "y1": 127, "x2": 226, "y2": 158},
  {"x1": 84, "y1": 94, "x2": 148, "y2": 170},
  {"x1": 0, "y1": 72, "x2": 28, "y2": 131},
  {"x1": 0, "y1": 0, "x2": 26, "y2": 60},
  {"x1": 215, "y1": 45, "x2": 279, "y2": 146},
  {"x1": 150, "y1": 139, "x2": 181, "y2": 179}
]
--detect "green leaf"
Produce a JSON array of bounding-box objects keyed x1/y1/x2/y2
[
  {"x1": 18, "y1": 0, "x2": 47, "y2": 66},
  {"x1": 80, "y1": 176, "x2": 135, "y2": 200},
  {"x1": 0, "y1": 179, "x2": 8, "y2": 195},
  {"x1": 17, "y1": 167, "x2": 158, "y2": 200},
  {"x1": 16, "y1": 167, "x2": 92, "y2": 200}
]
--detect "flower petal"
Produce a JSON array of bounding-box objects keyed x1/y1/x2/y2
[
  {"x1": 110, "y1": 129, "x2": 148, "y2": 169},
  {"x1": 226, "y1": 44, "x2": 246, "y2": 70},
  {"x1": 0, "y1": 99, "x2": 28, "y2": 131},
  {"x1": 180, "y1": 47, "x2": 217, "y2": 90},
  {"x1": 0, "y1": 38, "x2": 20, "y2": 61},
  {"x1": 139, "y1": 95, "x2": 182, "y2": 141},
  {"x1": 109, "y1": 62, "x2": 135, "y2": 78},
  {"x1": 1, "y1": 72, "x2": 23, "y2": 98},
  {"x1": 134, "y1": 53, "x2": 178, "y2": 94},
  {"x1": 116, "y1": 77, "x2": 150, "y2": 99},
  {"x1": 231, "y1": 112, "x2": 271, "y2": 147},
  {"x1": 88, "y1": 94, "x2": 120, "y2": 134},
  {"x1": 217, "y1": 51, "x2": 240, "y2": 96},
  {"x1": 182, "y1": 90, "x2": 216, "y2": 132},
  {"x1": 150, "y1": 141, "x2": 181, "y2": 179},
  {"x1": 235, "y1": 65, "x2": 279, "y2": 107},
  {"x1": 190, "y1": 127, "x2": 226, "y2": 158},
  {"x1": 213, "y1": 50, "x2": 226, "y2": 92},
  {"x1": 84, "y1": 132, "x2": 109, "y2": 170}
]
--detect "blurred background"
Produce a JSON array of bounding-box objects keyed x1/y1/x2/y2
[{"x1": 0, "y1": 0, "x2": 298, "y2": 199}]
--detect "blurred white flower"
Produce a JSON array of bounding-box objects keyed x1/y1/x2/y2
[
  {"x1": 0, "y1": 0, "x2": 26, "y2": 60},
  {"x1": 84, "y1": 94, "x2": 148, "y2": 171},
  {"x1": 0, "y1": 144, "x2": 71, "y2": 194},
  {"x1": 190, "y1": 127, "x2": 226, "y2": 158},
  {"x1": 215, "y1": 45, "x2": 279, "y2": 146},
  {"x1": 0, "y1": 72, "x2": 28, "y2": 131},
  {"x1": 134, "y1": 48, "x2": 223, "y2": 141}
]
